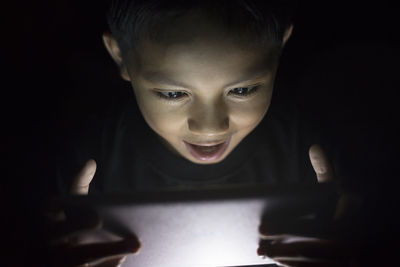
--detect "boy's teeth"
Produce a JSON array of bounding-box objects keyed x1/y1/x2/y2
[{"x1": 195, "y1": 145, "x2": 219, "y2": 153}]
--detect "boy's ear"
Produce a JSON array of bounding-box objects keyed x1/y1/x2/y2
[
  {"x1": 102, "y1": 32, "x2": 131, "y2": 81},
  {"x1": 282, "y1": 24, "x2": 294, "y2": 46}
]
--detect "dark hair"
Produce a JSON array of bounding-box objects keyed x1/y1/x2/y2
[{"x1": 106, "y1": 0, "x2": 297, "y2": 56}]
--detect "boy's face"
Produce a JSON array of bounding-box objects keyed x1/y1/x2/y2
[{"x1": 104, "y1": 12, "x2": 292, "y2": 164}]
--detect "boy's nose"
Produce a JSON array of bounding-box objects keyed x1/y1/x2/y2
[{"x1": 187, "y1": 103, "x2": 229, "y2": 136}]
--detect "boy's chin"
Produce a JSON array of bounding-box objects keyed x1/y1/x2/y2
[{"x1": 184, "y1": 154, "x2": 228, "y2": 165}]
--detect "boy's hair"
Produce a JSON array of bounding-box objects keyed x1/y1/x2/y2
[{"x1": 106, "y1": 0, "x2": 297, "y2": 56}]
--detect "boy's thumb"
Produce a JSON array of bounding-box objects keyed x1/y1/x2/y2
[
  {"x1": 70, "y1": 159, "x2": 97, "y2": 195},
  {"x1": 309, "y1": 144, "x2": 335, "y2": 183}
]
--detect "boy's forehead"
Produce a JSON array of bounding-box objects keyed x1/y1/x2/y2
[
  {"x1": 125, "y1": 39, "x2": 278, "y2": 92},
  {"x1": 126, "y1": 37, "x2": 279, "y2": 78}
]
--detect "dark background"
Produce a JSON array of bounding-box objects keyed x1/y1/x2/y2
[
  {"x1": 4, "y1": 0, "x2": 399, "y2": 220},
  {"x1": 7, "y1": 0, "x2": 398, "y2": 189},
  {"x1": 2, "y1": 1, "x2": 399, "y2": 265},
  {"x1": 3, "y1": 0, "x2": 399, "y2": 211}
]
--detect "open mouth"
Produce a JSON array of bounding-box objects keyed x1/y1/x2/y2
[{"x1": 183, "y1": 138, "x2": 230, "y2": 162}]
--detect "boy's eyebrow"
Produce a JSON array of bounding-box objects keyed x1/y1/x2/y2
[
  {"x1": 142, "y1": 68, "x2": 271, "y2": 89},
  {"x1": 225, "y1": 70, "x2": 271, "y2": 87},
  {"x1": 142, "y1": 71, "x2": 191, "y2": 88}
]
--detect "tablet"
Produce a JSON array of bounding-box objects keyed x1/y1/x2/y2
[{"x1": 65, "y1": 183, "x2": 337, "y2": 267}]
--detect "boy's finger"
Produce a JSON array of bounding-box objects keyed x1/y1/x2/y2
[
  {"x1": 52, "y1": 237, "x2": 141, "y2": 266},
  {"x1": 272, "y1": 259, "x2": 341, "y2": 267},
  {"x1": 259, "y1": 217, "x2": 338, "y2": 239},
  {"x1": 87, "y1": 255, "x2": 126, "y2": 267},
  {"x1": 309, "y1": 144, "x2": 335, "y2": 183},
  {"x1": 70, "y1": 159, "x2": 97, "y2": 195},
  {"x1": 334, "y1": 193, "x2": 364, "y2": 220},
  {"x1": 45, "y1": 208, "x2": 101, "y2": 242},
  {"x1": 258, "y1": 237, "x2": 350, "y2": 261}
]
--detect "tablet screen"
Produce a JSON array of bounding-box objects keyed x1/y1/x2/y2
[{"x1": 66, "y1": 184, "x2": 336, "y2": 267}]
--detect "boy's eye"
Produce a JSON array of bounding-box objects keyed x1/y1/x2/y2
[
  {"x1": 156, "y1": 91, "x2": 187, "y2": 100},
  {"x1": 155, "y1": 85, "x2": 260, "y2": 102},
  {"x1": 229, "y1": 86, "x2": 259, "y2": 97}
]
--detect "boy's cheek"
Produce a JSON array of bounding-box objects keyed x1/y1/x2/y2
[
  {"x1": 141, "y1": 108, "x2": 187, "y2": 136},
  {"x1": 228, "y1": 98, "x2": 271, "y2": 129},
  {"x1": 230, "y1": 106, "x2": 268, "y2": 128}
]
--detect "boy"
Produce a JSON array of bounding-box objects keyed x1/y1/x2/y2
[{"x1": 48, "y1": 0, "x2": 370, "y2": 266}]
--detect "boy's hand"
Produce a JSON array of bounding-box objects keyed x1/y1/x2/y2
[
  {"x1": 42, "y1": 159, "x2": 140, "y2": 267},
  {"x1": 70, "y1": 159, "x2": 97, "y2": 195},
  {"x1": 258, "y1": 145, "x2": 364, "y2": 267}
]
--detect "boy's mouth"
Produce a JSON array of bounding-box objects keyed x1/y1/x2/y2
[{"x1": 183, "y1": 138, "x2": 230, "y2": 162}]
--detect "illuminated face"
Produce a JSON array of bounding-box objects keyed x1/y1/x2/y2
[{"x1": 104, "y1": 12, "x2": 292, "y2": 164}]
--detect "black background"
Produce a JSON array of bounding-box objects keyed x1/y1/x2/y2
[
  {"x1": 6, "y1": 0, "x2": 398, "y2": 190},
  {"x1": 2, "y1": 1, "x2": 399, "y2": 265}
]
